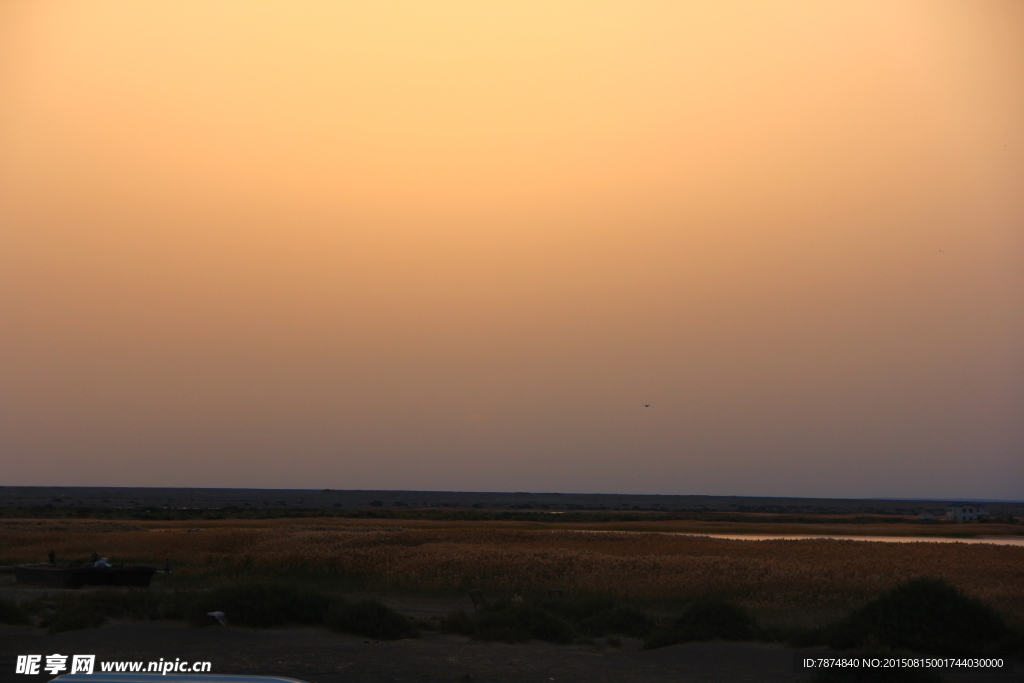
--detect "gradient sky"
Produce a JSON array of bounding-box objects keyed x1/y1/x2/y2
[{"x1": 2, "y1": 1, "x2": 1022, "y2": 499}]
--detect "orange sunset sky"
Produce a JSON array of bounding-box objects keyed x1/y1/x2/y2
[{"x1": 1, "y1": 1, "x2": 1022, "y2": 498}]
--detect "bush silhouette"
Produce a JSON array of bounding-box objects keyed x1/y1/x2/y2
[
  {"x1": 439, "y1": 610, "x2": 476, "y2": 636},
  {"x1": 325, "y1": 599, "x2": 419, "y2": 640},
  {"x1": 645, "y1": 598, "x2": 756, "y2": 649},
  {"x1": 440, "y1": 595, "x2": 651, "y2": 643},
  {"x1": 0, "y1": 597, "x2": 30, "y2": 625},
  {"x1": 544, "y1": 595, "x2": 652, "y2": 638},
  {"x1": 192, "y1": 584, "x2": 417, "y2": 639},
  {"x1": 37, "y1": 589, "x2": 181, "y2": 633},
  {"x1": 822, "y1": 577, "x2": 1008, "y2": 655},
  {"x1": 472, "y1": 602, "x2": 574, "y2": 643},
  {"x1": 40, "y1": 600, "x2": 107, "y2": 633},
  {"x1": 194, "y1": 583, "x2": 327, "y2": 627}
]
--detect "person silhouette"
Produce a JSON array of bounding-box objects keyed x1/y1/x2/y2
[{"x1": 48, "y1": 550, "x2": 56, "y2": 565}]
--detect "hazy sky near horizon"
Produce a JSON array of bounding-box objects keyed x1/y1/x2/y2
[{"x1": 2, "y1": 1, "x2": 1022, "y2": 499}]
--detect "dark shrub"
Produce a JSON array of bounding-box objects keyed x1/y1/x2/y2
[
  {"x1": 21, "y1": 584, "x2": 422, "y2": 639},
  {"x1": 325, "y1": 599, "x2": 418, "y2": 640},
  {"x1": 441, "y1": 596, "x2": 653, "y2": 643},
  {"x1": 439, "y1": 610, "x2": 476, "y2": 636},
  {"x1": 471, "y1": 602, "x2": 574, "y2": 643},
  {"x1": 39, "y1": 599, "x2": 107, "y2": 633},
  {"x1": 444, "y1": 602, "x2": 577, "y2": 643},
  {"x1": 645, "y1": 598, "x2": 756, "y2": 649},
  {"x1": 546, "y1": 596, "x2": 652, "y2": 638},
  {"x1": 37, "y1": 589, "x2": 175, "y2": 633},
  {"x1": 0, "y1": 597, "x2": 30, "y2": 625},
  {"x1": 192, "y1": 583, "x2": 328, "y2": 627},
  {"x1": 994, "y1": 630, "x2": 1024, "y2": 661},
  {"x1": 822, "y1": 577, "x2": 1008, "y2": 656}
]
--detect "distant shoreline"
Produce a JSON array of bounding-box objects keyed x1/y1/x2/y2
[{"x1": 2, "y1": 485, "x2": 1023, "y2": 516}]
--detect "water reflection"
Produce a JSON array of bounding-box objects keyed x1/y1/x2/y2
[{"x1": 674, "y1": 533, "x2": 1024, "y2": 546}]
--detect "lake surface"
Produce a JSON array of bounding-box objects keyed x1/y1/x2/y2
[{"x1": 671, "y1": 533, "x2": 1024, "y2": 546}]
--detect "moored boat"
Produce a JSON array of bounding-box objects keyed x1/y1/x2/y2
[
  {"x1": 14, "y1": 564, "x2": 86, "y2": 587},
  {"x1": 81, "y1": 564, "x2": 157, "y2": 587},
  {"x1": 15, "y1": 563, "x2": 157, "y2": 588}
]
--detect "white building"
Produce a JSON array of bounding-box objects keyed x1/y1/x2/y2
[{"x1": 945, "y1": 503, "x2": 988, "y2": 521}]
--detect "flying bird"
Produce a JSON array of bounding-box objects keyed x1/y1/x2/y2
[
  {"x1": 207, "y1": 611, "x2": 228, "y2": 627},
  {"x1": 643, "y1": 404, "x2": 650, "y2": 408}
]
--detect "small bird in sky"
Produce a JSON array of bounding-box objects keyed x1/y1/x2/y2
[{"x1": 643, "y1": 404, "x2": 650, "y2": 408}]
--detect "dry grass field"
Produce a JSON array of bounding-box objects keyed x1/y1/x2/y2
[{"x1": 3, "y1": 517, "x2": 1023, "y2": 630}]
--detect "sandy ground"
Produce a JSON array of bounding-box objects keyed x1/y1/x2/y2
[
  {"x1": 2, "y1": 620, "x2": 1021, "y2": 683},
  {"x1": 2, "y1": 577, "x2": 1020, "y2": 682}
]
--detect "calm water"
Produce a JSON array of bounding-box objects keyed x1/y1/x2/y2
[{"x1": 672, "y1": 533, "x2": 1024, "y2": 546}]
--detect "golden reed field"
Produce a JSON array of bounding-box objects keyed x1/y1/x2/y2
[{"x1": 4, "y1": 518, "x2": 1023, "y2": 629}]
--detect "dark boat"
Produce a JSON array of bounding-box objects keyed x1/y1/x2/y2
[
  {"x1": 13, "y1": 564, "x2": 84, "y2": 587},
  {"x1": 79, "y1": 564, "x2": 157, "y2": 587},
  {"x1": 15, "y1": 563, "x2": 157, "y2": 588}
]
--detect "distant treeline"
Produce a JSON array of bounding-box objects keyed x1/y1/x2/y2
[{"x1": 0, "y1": 504, "x2": 961, "y2": 524}]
